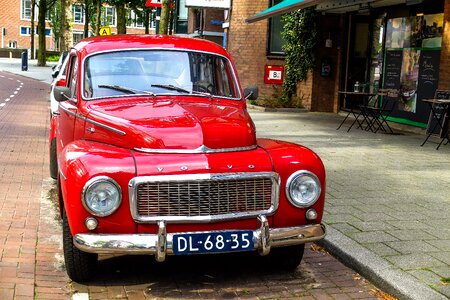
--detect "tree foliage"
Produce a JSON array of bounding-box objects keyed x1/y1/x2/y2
[{"x1": 280, "y1": 7, "x2": 318, "y2": 104}]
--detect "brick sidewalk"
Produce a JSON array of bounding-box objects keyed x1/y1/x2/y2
[{"x1": 0, "y1": 73, "x2": 69, "y2": 299}]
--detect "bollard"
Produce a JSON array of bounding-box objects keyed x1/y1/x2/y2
[{"x1": 21, "y1": 50, "x2": 28, "y2": 71}]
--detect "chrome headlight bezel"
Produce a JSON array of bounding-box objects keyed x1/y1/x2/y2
[
  {"x1": 285, "y1": 170, "x2": 321, "y2": 208},
  {"x1": 82, "y1": 176, "x2": 122, "y2": 217}
]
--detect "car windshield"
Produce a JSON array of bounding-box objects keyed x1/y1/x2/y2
[{"x1": 83, "y1": 50, "x2": 240, "y2": 100}]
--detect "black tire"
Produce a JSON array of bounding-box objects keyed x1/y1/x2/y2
[
  {"x1": 267, "y1": 244, "x2": 305, "y2": 271},
  {"x1": 63, "y1": 210, "x2": 97, "y2": 282},
  {"x1": 49, "y1": 138, "x2": 58, "y2": 179}
]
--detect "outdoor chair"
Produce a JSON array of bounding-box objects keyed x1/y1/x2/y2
[{"x1": 359, "y1": 89, "x2": 399, "y2": 134}]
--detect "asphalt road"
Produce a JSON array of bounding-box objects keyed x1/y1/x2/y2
[{"x1": 0, "y1": 70, "x2": 388, "y2": 299}]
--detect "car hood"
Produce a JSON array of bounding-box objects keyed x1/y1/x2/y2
[{"x1": 85, "y1": 98, "x2": 256, "y2": 151}]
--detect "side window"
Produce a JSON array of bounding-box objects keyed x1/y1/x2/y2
[{"x1": 66, "y1": 56, "x2": 79, "y2": 101}]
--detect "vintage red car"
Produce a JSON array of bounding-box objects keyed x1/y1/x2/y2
[{"x1": 49, "y1": 35, "x2": 326, "y2": 282}]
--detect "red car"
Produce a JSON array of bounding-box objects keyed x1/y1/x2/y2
[{"x1": 49, "y1": 35, "x2": 326, "y2": 282}]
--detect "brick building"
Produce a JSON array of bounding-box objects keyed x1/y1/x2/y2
[{"x1": 0, "y1": 0, "x2": 155, "y2": 54}]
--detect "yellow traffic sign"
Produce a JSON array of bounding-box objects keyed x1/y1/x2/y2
[{"x1": 99, "y1": 26, "x2": 111, "y2": 36}]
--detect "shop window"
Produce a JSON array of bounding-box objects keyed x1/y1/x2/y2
[
  {"x1": 73, "y1": 4, "x2": 85, "y2": 24},
  {"x1": 268, "y1": 0, "x2": 286, "y2": 55}
]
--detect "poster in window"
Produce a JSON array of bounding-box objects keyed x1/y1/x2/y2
[{"x1": 399, "y1": 49, "x2": 420, "y2": 113}]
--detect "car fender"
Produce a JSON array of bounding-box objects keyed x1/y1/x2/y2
[
  {"x1": 59, "y1": 140, "x2": 137, "y2": 236},
  {"x1": 257, "y1": 138, "x2": 326, "y2": 227}
]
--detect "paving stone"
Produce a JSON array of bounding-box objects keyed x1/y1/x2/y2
[
  {"x1": 362, "y1": 243, "x2": 400, "y2": 256},
  {"x1": 385, "y1": 253, "x2": 446, "y2": 269},
  {"x1": 351, "y1": 221, "x2": 396, "y2": 231},
  {"x1": 384, "y1": 240, "x2": 441, "y2": 254},
  {"x1": 349, "y1": 231, "x2": 398, "y2": 244},
  {"x1": 427, "y1": 240, "x2": 450, "y2": 251},
  {"x1": 407, "y1": 269, "x2": 443, "y2": 286},
  {"x1": 385, "y1": 229, "x2": 438, "y2": 241}
]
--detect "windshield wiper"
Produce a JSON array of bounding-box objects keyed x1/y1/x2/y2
[
  {"x1": 151, "y1": 84, "x2": 193, "y2": 94},
  {"x1": 151, "y1": 84, "x2": 213, "y2": 100},
  {"x1": 98, "y1": 84, "x2": 155, "y2": 96}
]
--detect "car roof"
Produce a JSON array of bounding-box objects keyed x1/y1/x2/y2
[{"x1": 73, "y1": 35, "x2": 230, "y2": 58}]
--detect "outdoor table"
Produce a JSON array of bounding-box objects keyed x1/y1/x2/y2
[
  {"x1": 421, "y1": 98, "x2": 450, "y2": 150},
  {"x1": 337, "y1": 91, "x2": 376, "y2": 132}
]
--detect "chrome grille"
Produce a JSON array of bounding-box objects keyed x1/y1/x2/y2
[{"x1": 129, "y1": 173, "x2": 279, "y2": 222}]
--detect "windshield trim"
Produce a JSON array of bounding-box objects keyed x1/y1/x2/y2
[{"x1": 81, "y1": 48, "x2": 242, "y2": 102}]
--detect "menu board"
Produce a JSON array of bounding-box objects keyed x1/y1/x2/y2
[{"x1": 384, "y1": 51, "x2": 402, "y2": 90}]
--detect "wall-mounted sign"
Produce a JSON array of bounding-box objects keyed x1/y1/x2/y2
[
  {"x1": 186, "y1": 0, "x2": 230, "y2": 9},
  {"x1": 264, "y1": 65, "x2": 284, "y2": 85}
]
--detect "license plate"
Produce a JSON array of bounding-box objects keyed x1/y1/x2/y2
[{"x1": 173, "y1": 231, "x2": 254, "y2": 255}]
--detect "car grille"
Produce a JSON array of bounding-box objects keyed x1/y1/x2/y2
[{"x1": 129, "y1": 173, "x2": 279, "y2": 222}]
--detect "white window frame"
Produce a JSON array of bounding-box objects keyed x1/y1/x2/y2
[
  {"x1": 103, "y1": 6, "x2": 116, "y2": 27},
  {"x1": 21, "y1": 0, "x2": 32, "y2": 20},
  {"x1": 73, "y1": 4, "x2": 85, "y2": 24}
]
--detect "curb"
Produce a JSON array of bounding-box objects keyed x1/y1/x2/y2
[{"x1": 319, "y1": 227, "x2": 447, "y2": 300}]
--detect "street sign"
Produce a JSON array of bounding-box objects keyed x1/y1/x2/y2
[
  {"x1": 146, "y1": 0, "x2": 162, "y2": 8},
  {"x1": 99, "y1": 26, "x2": 111, "y2": 36}
]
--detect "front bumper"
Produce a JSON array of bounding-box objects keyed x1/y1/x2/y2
[{"x1": 73, "y1": 216, "x2": 326, "y2": 262}]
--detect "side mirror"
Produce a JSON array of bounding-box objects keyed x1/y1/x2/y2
[
  {"x1": 52, "y1": 70, "x2": 59, "y2": 78},
  {"x1": 54, "y1": 86, "x2": 71, "y2": 102},
  {"x1": 244, "y1": 85, "x2": 258, "y2": 100}
]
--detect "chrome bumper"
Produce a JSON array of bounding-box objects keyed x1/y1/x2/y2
[{"x1": 73, "y1": 216, "x2": 326, "y2": 262}]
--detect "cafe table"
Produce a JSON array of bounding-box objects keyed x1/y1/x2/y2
[
  {"x1": 421, "y1": 98, "x2": 450, "y2": 150},
  {"x1": 337, "y1": 91, "x2": 376, "y2": 132}
]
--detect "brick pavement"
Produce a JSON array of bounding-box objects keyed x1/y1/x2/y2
[
  {"x1": 0, "y1": 67, "x2": 390, "y2": 299},
  {"x1": 249, "y1": 109, "x2": 450, "y2": 300}
]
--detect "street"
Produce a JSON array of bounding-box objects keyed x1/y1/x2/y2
[{"x1": 0, "y1": 70, "x2": 386, "y2": 299}]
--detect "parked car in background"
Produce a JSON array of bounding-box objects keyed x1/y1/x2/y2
[
  {"x1": 49, "y1": 35, "x2": 326, "y2": 282},
  {"x1": 50, "y1": 52, "x2": 68, "y2": 117}
]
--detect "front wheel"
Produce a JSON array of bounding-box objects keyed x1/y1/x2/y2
[
  {"x1": 63, "y1": 210, "x2": 97, "y2": 282},
  {"x1": 267, "y1": 244, "x2": 305, "y2": 271}
]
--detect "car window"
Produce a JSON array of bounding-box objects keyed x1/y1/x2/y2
[
  {"x1": 83, "y1": 50, "x2": 240, "y2": 100},
  {"x1": 66, "y1": 55, "x2": 79, "y2": 102}
]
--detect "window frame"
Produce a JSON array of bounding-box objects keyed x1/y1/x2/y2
[{"x1": 267, "y1": 0, "x2": 286, "y2": 57}]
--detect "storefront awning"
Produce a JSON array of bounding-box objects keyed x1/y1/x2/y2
[{"x1": 246, "y1": 0, "x2": 325, "y2": 23}]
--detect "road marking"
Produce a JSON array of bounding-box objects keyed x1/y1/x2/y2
[
  {"x1": 5, "y1": 98, "x2": 10, "y2": 102},
  {"x1": 0, "y1": 103, "x2": 5, "y2": 107}
]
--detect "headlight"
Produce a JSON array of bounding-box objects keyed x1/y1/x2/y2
[
  {"x1": 82, "y1": 176, "x2": 122, "y2": 217},
  {"x1": 286, "y1": 170, "x2": 321, "y2": 208}
]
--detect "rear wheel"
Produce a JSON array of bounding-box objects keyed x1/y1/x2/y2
[
  {"x1": 63, "y1": 210, "x2": 97, "y2": 282},
  {"x1": 267, "y1": 244, "x2": 305, "y2": 270},
  {"x1": 49, "y1": 138, "x2": 58, "y2": 179}
]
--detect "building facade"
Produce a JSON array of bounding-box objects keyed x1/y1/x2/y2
[{"x1": 226, "y1": 0, "x2": 450, "y2": 129}]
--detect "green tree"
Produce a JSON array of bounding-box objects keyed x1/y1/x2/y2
[{"x1": 60, "y1": 0, "x2": 73, "y2": 51}]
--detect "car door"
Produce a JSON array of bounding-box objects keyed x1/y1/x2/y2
[{"x1": 56, "y1": 53, "x2": 79, "y2": 154}]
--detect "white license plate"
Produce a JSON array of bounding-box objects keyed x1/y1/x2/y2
[{"x1": 173, "y1": 231, "x2": 254, "y2": 255}]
